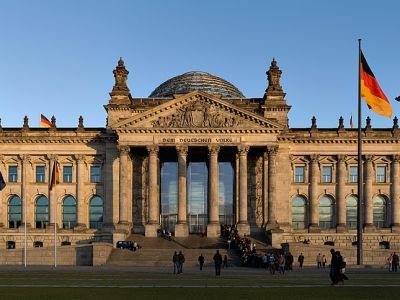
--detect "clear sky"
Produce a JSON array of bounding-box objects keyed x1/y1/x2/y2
[{"x1": 0, "y1": 0, "x2": 399, "y2": 128}]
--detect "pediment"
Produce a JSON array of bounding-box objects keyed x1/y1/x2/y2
[{"x1": 112, "y1": 91, "x2": 282, "y2": 133}]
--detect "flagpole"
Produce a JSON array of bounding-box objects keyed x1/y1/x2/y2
[
  {"x1": 357, "y1": 38, "x2": 363, "y2": 265},
  {"x1": 54, "y1": 160, "x2": 57, "y2": 268}
]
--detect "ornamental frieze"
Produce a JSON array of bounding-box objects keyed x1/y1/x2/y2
[{"x1": 151, "y1": 100, "x2": 243, "y2": 128}]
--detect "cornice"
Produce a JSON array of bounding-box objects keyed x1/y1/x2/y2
[{"x1": 116, "y1": 128, "x2": 279, "y2": 134}]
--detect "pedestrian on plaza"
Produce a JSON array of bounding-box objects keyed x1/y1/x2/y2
[
  {"x1": 322, "y1": 255, "x2": 327, "y2": 268},
  {"x1": 213, "y1": 250, "x2": 223, "y2": 276},
  {"x1": 198, "y1": 253, "x2": 205, "y2": 271},
  {"x1": 227, "y1": 237, "x2": 232, "y2": 250},
  {"x1": 278, "y1": 254, "x2": 285, "y2": 275},
  {"x1": 172, "y1": 251, "x2": 178, "y2": 274},
  {"x1": 178, "y1": 251, "x2": 185, "y2": 274},
  {"x1": 298, "y1": 253, "x2": 304, "y2": 268},
  {"x1": 392, "y1": 252, "x2": 399, "y2": 272},
  {"x1": 223, "y1": 255, "x2": 228, "y2": 268},
  {"x1": 316, "y1": 253, "x2": 322, "y2": 268},
  {"x1": 388, "y1": 253, "x2": 393, "y2": 272},
  {"x1": 288, "y1": 252, "x2": 294, "y2": 270}
]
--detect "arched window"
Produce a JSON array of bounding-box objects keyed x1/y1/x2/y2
[
  {"x1": 89, "y1": 196, "x2": 103, "y2": 229},
  {"x1": 346, "y1": 195, "x2": 357, "y2": 229},
  {"x1": 373, "y1": 195, "x2": 387, "y2": 228},
  {"x1": 292, "y1": 196, "x2": 306, "y2": 229},
  {"x1": 319, "y1": 195, "x2": 334, "y2": 229},
  {"x1": 35, "y1": 195, "x2": 49, "y2": 229},
  {"x1": 62, "y1": 196, "x2": 77, "y2": 229},
  {"x1": 8, "y1": 196, "x2": 22, "y2": 228}
]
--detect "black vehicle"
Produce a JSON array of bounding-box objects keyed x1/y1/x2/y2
[{"x1": 116, "y1": 241, "x2": 134, "y2": 250}]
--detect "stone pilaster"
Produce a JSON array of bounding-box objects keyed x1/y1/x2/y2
[
  {"x1": 145, "y1": 145, "x2": 159, "y2": 237},
  {"x1": 266, "y1": 145, "x2": 280, "y2": 230},
  {"x1": 364, "y1": 155, "x2": 375, "y2": 231},
  {"x1": 309, "y1": 154, "x2": 320, "y2": 232},
  {"x1": 262, "y1": 151, "x2": 269, "y2": 227},
  {"x1": 117, "y1": 145, "x2": 131, "y2": 231},
  {"x1": 207, "y1": 145, "x2": 220, "y2": 237},
  {"x1": 237, "y1": 145, "x2": 250, "y2": 235},
  {"x1": 48, "y1": 155, "x2": 58, "y2": 228},
  {"x1": 175, "y1": 145, "x2": 189, "y2": 237},
  {"x1": 75, "y1": 155, "x2": 87, "y2": 230},
  {"x1": 391, "y1": 155, "x2": 400, "y2": 231},
  {"x1": 336, "y1": 155, "x2": 347, "y2": 232}
]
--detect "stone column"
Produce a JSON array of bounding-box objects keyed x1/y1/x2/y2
[
  {"x1": 237, "y1": 145, "x2": 250, "y2": 235},
  {"x1": 207, "y1": 145, "x2": 220, "y2": 237},
  {"x1": 336, "y1": 155, "x2": 347, "y2": 231},
  {"x1": 364, "y1": 155, "x2": 374, "y2": 230},
  {"x1": 175, "y1": 145, "x2": 189, "y2": 237},
  {"x1": 145, "y1": 145, "x2": 159, "y2": 237},
  {"x1": 309, "y1": 154, "x2": 320, "y2": 232},
  {"x1": 21, "y1": 155, "x2": 31, "y2": 227},
  {"x1": 262, "y1": 151, "x2": 269, "y2": 227},
  {"x1": 118, "y1": 145, "x2": 131, "y2": 230},
  {"x1": 75, "y1": 155, "x2": 87, "y2": 229},
  {"x1": 266, "y1": 145, "x2": 279, "y2": 229},
  {"x1": 391, "y1": 155, "x2": 400, "y2": 231}
]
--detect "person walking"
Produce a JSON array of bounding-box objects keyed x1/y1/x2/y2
[
  {"x1": 213, "y1": 250, "x2": 223, "y2": 276},
  {"x1": 392, "y1": 252, "x2": 399, "y2": 272},
  {"x1": 322, "y1": 255, "x2": 327, "y2": 268},
  {"x1": 223, "y1": 255, "x2": 228, "y2": 268},
  {"x1": 172, "y1": 251, "x2": 178, "y2": 274},
  {"x1": 178, "y1": 251, "x2": 185, "y2": 274},
  {"x1": 198, "y1": 253, "x2": 205, "y2": 271},
  {"x1": 316, "y1": 253, "x2": 322, "y2": 268},
  {"x1": 298, "y1": 253, "x2": 304, "y2": 268}
]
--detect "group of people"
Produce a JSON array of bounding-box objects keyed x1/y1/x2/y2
[
  {"x1": 172, "y1": 251, "x2": 185, "y2": 274},
  {"x1": 387, "y1": 252, "x2": 399, "y2": 272},
  {"x1": 329, "y1": 249, "x2": 348, "y2": 285},
  {"x1": 262, "y1": 252, "x2": 295, "y2": 275},
  {"x1": 173, "y1": 250, "x2": 228, "y2": 276},
  {"x1": 316, "y1": 253, "x2": 328, "y2": 268}
]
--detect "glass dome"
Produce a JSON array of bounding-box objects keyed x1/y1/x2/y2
[{"x1": 149, "y1": 71, "x2": 244, "y2": 98}]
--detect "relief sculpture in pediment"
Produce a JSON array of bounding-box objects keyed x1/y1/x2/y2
[{"x1": 152, "y1": 100, "x2": 242, "y2": 128}]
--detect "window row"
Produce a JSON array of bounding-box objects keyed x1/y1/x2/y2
[
  {"x1": 292, "y1": 194, "x2": 389, "y2": 229},
  {"x1": 294, "y1": 166, "x2": 387, "y2": 184},
  {"x1": 7, "y1": 195, "x2": 103, "y2": 229},
  {"x1": 5, "y1": 165, "x2": 102, "y2": 184}
]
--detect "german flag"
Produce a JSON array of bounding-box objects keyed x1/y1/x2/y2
[
  {"x1": 40, "y1": 114, "x2": 52, "y2": 128},
  {"x1": 49, "y1": 160, "x2": 60, "y2": 191},
  {"x1": 360, "y1": 51, "x2": 392, "y2": 117}
]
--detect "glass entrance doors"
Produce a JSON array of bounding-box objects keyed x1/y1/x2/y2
[{"x1": 160, "y1": 162, "x2": 178, "y2": 233}]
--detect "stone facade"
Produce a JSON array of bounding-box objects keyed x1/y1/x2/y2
[{"x1": 1, "y1": 58, "x2": 400, "y2": 253}]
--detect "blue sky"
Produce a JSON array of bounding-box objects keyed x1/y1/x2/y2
[{"x1": 0, "y1": 0, "x2": 399, "y2": 128}]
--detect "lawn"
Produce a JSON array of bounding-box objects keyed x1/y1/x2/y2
[{"x1": 0, "y1": 267, "x2": 398, "y2": 299}]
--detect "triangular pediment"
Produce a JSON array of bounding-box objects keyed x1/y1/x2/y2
[{"x1": 112, "y1": 91, "x2": 282, "y2": 133}]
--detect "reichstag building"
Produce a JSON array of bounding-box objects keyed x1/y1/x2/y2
[{"x1": 0, "y1": 58, "x2": 399, "y2": 249}]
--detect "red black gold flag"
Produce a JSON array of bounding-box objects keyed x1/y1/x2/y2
[
  {"x1": 360, "y1": 51, "x2": 392, "y2": 117},
  {"x1": 40, "y1": 114, "x2": 52, "y2": 128},
  {"x1": 49, "y1": 160, "x2": 60, "y2": 191}
]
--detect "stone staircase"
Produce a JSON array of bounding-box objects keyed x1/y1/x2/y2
[{"x1": 107, "y1": 234, "x2": 241, "y2": 267}]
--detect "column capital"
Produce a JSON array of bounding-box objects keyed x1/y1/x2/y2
[
  {"x1": 146, "y1": 145, "x2": 159, "y2": 155},
  {"x1": 392, "y1": 155, "x2": 400, "y2": 163},
  {"x1": 117, "y1": 145, "x2": 130, "y2": 155},
  {"x1": 19, "y1": 154, "x2": 32, "y2": 165},
  {"x1": 238, "y1": 145, "x2": 250, "y2": 155},
  {"x1": 74, "y1": 154, "x2": 86, "y2": 163},
  {"x1": 309, "y1": 154, "x2": 320, "y2": 163},
  {"x1": 364, "y1": 154, "x2": 374, "y2": 163},
  {"x1": 337, "y1": 154, "x2": 347, "y2": 163},
  {"x1": 208, "y1": 145, "x2": 220, "y2": 156},
  {"x1": 176, "y1": 145, "x2": 188, "y2": 156},
  {"x1": 267, "y1": 145, "x2": 279, "y2": 156},
  {"x1": 46, "y1": 154, "x2": 58, "y2": 161}
]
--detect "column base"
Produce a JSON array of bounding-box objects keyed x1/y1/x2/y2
[
  {"x1": 206, "y1": 223, "x2": 220, "y2": 238},
  {"x1": 115, "y1": 222, "x2": 132, "y2": 234},
  {"x1": 266, "y1": 228, "x2": 284, "y2": 248},
  {"x1": 363, "y1": 223, "x2": 376, "y2": 232},
  {"x1": 174, "y1": 223, "x2": 189, "y2": 237},
  {"x1": 237, "y1": 223, "x2": 250, "y2": 236},
  {"x1": 74, "y1": 223, "x2": 87, "y2": 232},
  {"x1": 308, "y1": 224, "x2": 321, "y2": 233},
  {"x1": 336, "y1": 223, "x2": 347, "y2": 233},
  {"x1": 145, "y1": 223, "x2": 159, "y2": 237},
  {"x1": 391, "y1": 223, "x2": 400, "y2": 233},
  {"x1": 265, "y1": 220, "x2": 280, "y2": 231}
]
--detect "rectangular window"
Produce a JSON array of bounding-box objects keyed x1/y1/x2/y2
[
  {"x1": 63, "y1": 166, "x2": 73, "y2": 183},
  {"x1": 322, "y1": 166, "x2": 332, "y2": 183},
  {"x1": 36, "y1": 166, "x2": 46, "y2": 183},
  {"x1": 294, "y1": 166, "x2": 305, "y2": 183},
  {"x1": 90, "y1": 166, "x2": 101, "y2": 183},
  {"x1": 8, "y1": 166, "x2": 18, "y2": 183},
  {"x1": 376, "y1": 166, "x2": 386, "y2": 183},
  {"x1": 349, "y1": 166, "x2": 358, "y2": 183}
]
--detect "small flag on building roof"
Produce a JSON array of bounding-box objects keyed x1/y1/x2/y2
[
  {"x1": 40, "y1": 114, "x2": 52, "y2": 128},
  {"x1": 350, "y1": 115, "x2": 354, "y2": 129},
  {"x1": 0, "y1": 171, "x2": 6, "y2": 191}
]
